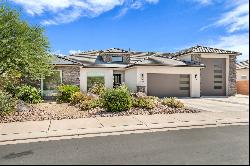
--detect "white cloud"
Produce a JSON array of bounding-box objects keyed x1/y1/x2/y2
[
  {"x1": 69, "y1": 50, "x2": 83, "y2": 54},
  {"x1": 215, "y1": 0, "x2": 249, "y2": 33},
  {"x1": 190, "y1": 0, "x2": 214, "y2": 6},
  {"x1": 210, "y1": 33, "x2": 249, "y2": 61},
  {"x1": 114, "y1": 0, "x2": 158, "y2": 19},
  {"x1": 10, "y1": 0, "x2": 159, "y2": 25},
  {"x1": 52, "y1": 50, "x2": 66, "y2": 56},
  {"x1": 198, "y1": 0, "x2": 249, "y2": 61},
  {"x1": 145, "y1": 0, "x2": 159, "y2": 3}
]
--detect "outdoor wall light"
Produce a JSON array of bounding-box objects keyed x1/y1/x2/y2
[
  {"x1": 195, "y1": 74, "x2": 198, "y2": 80},
  {"x1": 141, "y1": 73, "x2": 144, "y2": 81}
]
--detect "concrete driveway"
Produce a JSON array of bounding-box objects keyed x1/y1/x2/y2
[{"x1": 179, "y1": 95, "x2": 249, "y2": 112}]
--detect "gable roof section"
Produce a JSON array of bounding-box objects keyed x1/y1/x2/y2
[
  {"x1": 237, "y1": 60, "x2": 249, "y2": 69},
  {"x1": 174, "y1": 45, "x2": 241, "y2": 57},
  {"x1": 133, "y1": 54, "x2": 204, "y2": 67},
  {"x1": 51, "y1": 55, "x2": 82, "y2": 65}
]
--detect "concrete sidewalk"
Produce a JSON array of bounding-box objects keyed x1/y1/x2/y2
[
  {"x1": 0, "y1": 111, "x2": 249, "y2": 145},
  {"x1": 179, "y1": 95, "x2": 249, "y2": 112}
]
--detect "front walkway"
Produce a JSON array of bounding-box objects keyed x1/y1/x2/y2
[
  {"x1": 0, "y1": 111, "x2": 248, "y2": 145},
  {"x1": 179, "y1": 95, "x2": 249, "y2": 112}
]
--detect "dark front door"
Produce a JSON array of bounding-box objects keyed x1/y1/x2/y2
[
  {"x1": 200, "y1": 58, "x2": 226, "y2": 96},
  {"x1": 113, "y1": 74, "x2": 122, "y2": 88}
]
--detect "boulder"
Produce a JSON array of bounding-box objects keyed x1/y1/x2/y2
[{"x1": 16, "y1": 100, "x2": 31, "y2": 112}]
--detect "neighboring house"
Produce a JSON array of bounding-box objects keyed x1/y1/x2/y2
[
  {"x1": 236, "y1": 60, "x2": 249, "y2": 95},
  {"x1": 41, "y1": 45, "x2": 241, "y2": 98}
]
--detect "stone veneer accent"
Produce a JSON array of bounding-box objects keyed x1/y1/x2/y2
[
  {"x1": 228, "y1": 55, "x2": 237, "y2": 96},
  {"x1": 191, "y1": 54, "x2": 201, "y2": 63},
  {"x1": 54, "y1": 65, "x2": 80, "y2": 86}
]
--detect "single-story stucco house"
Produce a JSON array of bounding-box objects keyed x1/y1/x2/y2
[
  {"x1": 236, "y1": 60, "x2": 249, "y2": 95},
  {"x1": 41, "y1": 45, "x2": 241, "y2": 98}
]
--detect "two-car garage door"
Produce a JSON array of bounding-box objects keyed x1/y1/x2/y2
[{"x1": 147, "y1": 74, "x2": 190, "y2": 98}]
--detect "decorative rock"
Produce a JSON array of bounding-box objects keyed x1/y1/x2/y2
[
  {"x1": 0, "y1": 101, "x2": 200, "y2": 123},
  {"x1": 132, "y1": 92, "x2": 147, "y2": 98},
  {"x1": 16, "y1": 100, "x2": 31, "y2": 112}
]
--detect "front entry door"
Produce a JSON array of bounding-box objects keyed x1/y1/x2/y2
[
  {"x1": 201, "y1": 58, "x2": 226, "y2": 96},
  {"x1": 113, "y1": 74, "x2": 122, "y2": 88}
]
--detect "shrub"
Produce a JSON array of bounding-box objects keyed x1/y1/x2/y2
[
  {"x1": 102, "y1": 85, "x2": 132, "y2": 112},
  {"x1": 4, "y1": 83, "x2": 20, "y2": 97},
  {"x1": 0, "y1": 90, "x2": 16, "y2": 116},
  {"x1": 57, "y1": 85, "x2": 80, "y2": 103},
  {"x1": 161, "y1": 97, "x2": 184, "y2": 108},
  {"x1": 79, "y1": 98, "x2": 101, "y2": 111},
  {"x1": 16, "y1": 85, "x2": 42, "y2": 104},
  {"x1": 70, "y1": 92, "x2": 88, "y2": 105},
  {"x1": 88, "y1": 83, "x2": 106, "y2": 96},
  {"x1": 133, "y1": 96, "x2": 156, "y2": 109}
]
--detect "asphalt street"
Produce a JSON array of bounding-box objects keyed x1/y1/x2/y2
[{"x1": 0, "y1": 125, "x2": 249, "y2": 165}]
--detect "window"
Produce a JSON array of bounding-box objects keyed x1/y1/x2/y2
[
  {"x1": 179, "y1": 75, "x2": 190, "y2": 91},
  {"x1": 112, "y1": 56, "x2": 123, "y2": 62},
  {"x1": 87, "y1": 76, "x2": 105, "y2": 90},
  {"x1": 214, "y1": 70, "x2": 222, "y2": 73},
  {"x1": 180, "y1": 81, "x2": 189, "y2": 84},
  {"x1": 213, "y1": 64, "x2": 223, "y2": 90},
  {"x1": 43, "y1": 70, "x2": 62, "y2": 91},
  {"x1": 214, "y1": 86, "x2": 222, "y2": 89},
  {"x1": 180, "y1": 87, "x2": 190, "y2": 90},
  {"x1": 214, "y1": 75, "x2": 223, "y2": 78},
  {"x1": 241, "y1": 75, "x2": 247, "y2": 80}
]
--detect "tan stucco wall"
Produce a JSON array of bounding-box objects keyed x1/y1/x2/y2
[{"x1": 237, "y1": 68, "x2": 249, "y2": 81}]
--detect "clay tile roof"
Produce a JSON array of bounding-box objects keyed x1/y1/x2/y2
[
  {"x1": 237, "y1": 60, "x2": 249, "y2": 69},
  {"x1": 174, "y1": 45, "x2": 241, "y2": 57},
  {"x1": 104, "y1": 48, "x2": 129, "y2": 53},
  {"x1": 134, "y1": 53, "x2": 205, "y2": 67}
]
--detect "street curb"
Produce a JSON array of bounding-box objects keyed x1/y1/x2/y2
[{"x1": 0, "y1": 121, "x2": 248, "y2": 145}]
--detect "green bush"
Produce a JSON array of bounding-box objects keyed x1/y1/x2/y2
[
  {"x1": 88, "y1": 83, "x2": 106, "y2": 96},
  {"x1": 70, "y1": 92, "x2": 88, "y2": 105},
  {"x1": 0, "y1": 90, "x2": 16, "y2": 116},
  {"x1": 57, "y1": 85, "x2": 80, "y2": 103},
  {"x1": 102, "y1": 85, "x2": 132, "y2": 112},
  {"x1": 161, "y1": 97, "x2": 184, "y2": 108},
  {"x1": 4, "y1": 83, "x2": 20, "y2": 97},
  {"x1": 79, "y1": 98, "x2": 101, "y2": 111},
  {"x1": 16, "y1": 85, "x2": 42, "y2": 104},
  {"x1": 133, "y1": 96, "x2": 156, "y2": 109}
]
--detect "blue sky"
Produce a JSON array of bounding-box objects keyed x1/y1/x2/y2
[{"x1": 7, "y1": 0, "x2": 249, "y2": 60}]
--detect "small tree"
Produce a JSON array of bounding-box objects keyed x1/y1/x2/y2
[{"x1": 0, "y1": 3, "x2": 52, "y2": 87}]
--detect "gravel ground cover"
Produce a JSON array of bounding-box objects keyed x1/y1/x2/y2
[{"x1": 0, "y1": 101, "x2": 199, "y2": 123}]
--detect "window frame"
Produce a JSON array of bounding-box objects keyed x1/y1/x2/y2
[
  {"x1": 87, "y1": 76, "x2": 105, "y2": 91},
  {"x1": 111, "y1": 56, "x2": 123, "y2": 62},
  {"x1": 241, "y1": 75, "x2": 248, "y2": 80},
  {"x1": 41, "y1": 70, "x2": 63, "y2": 96}
]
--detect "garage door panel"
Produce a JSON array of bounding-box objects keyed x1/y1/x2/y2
[{"x1": 147, "y1": 74, "x2": 190, "y2": 97}]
